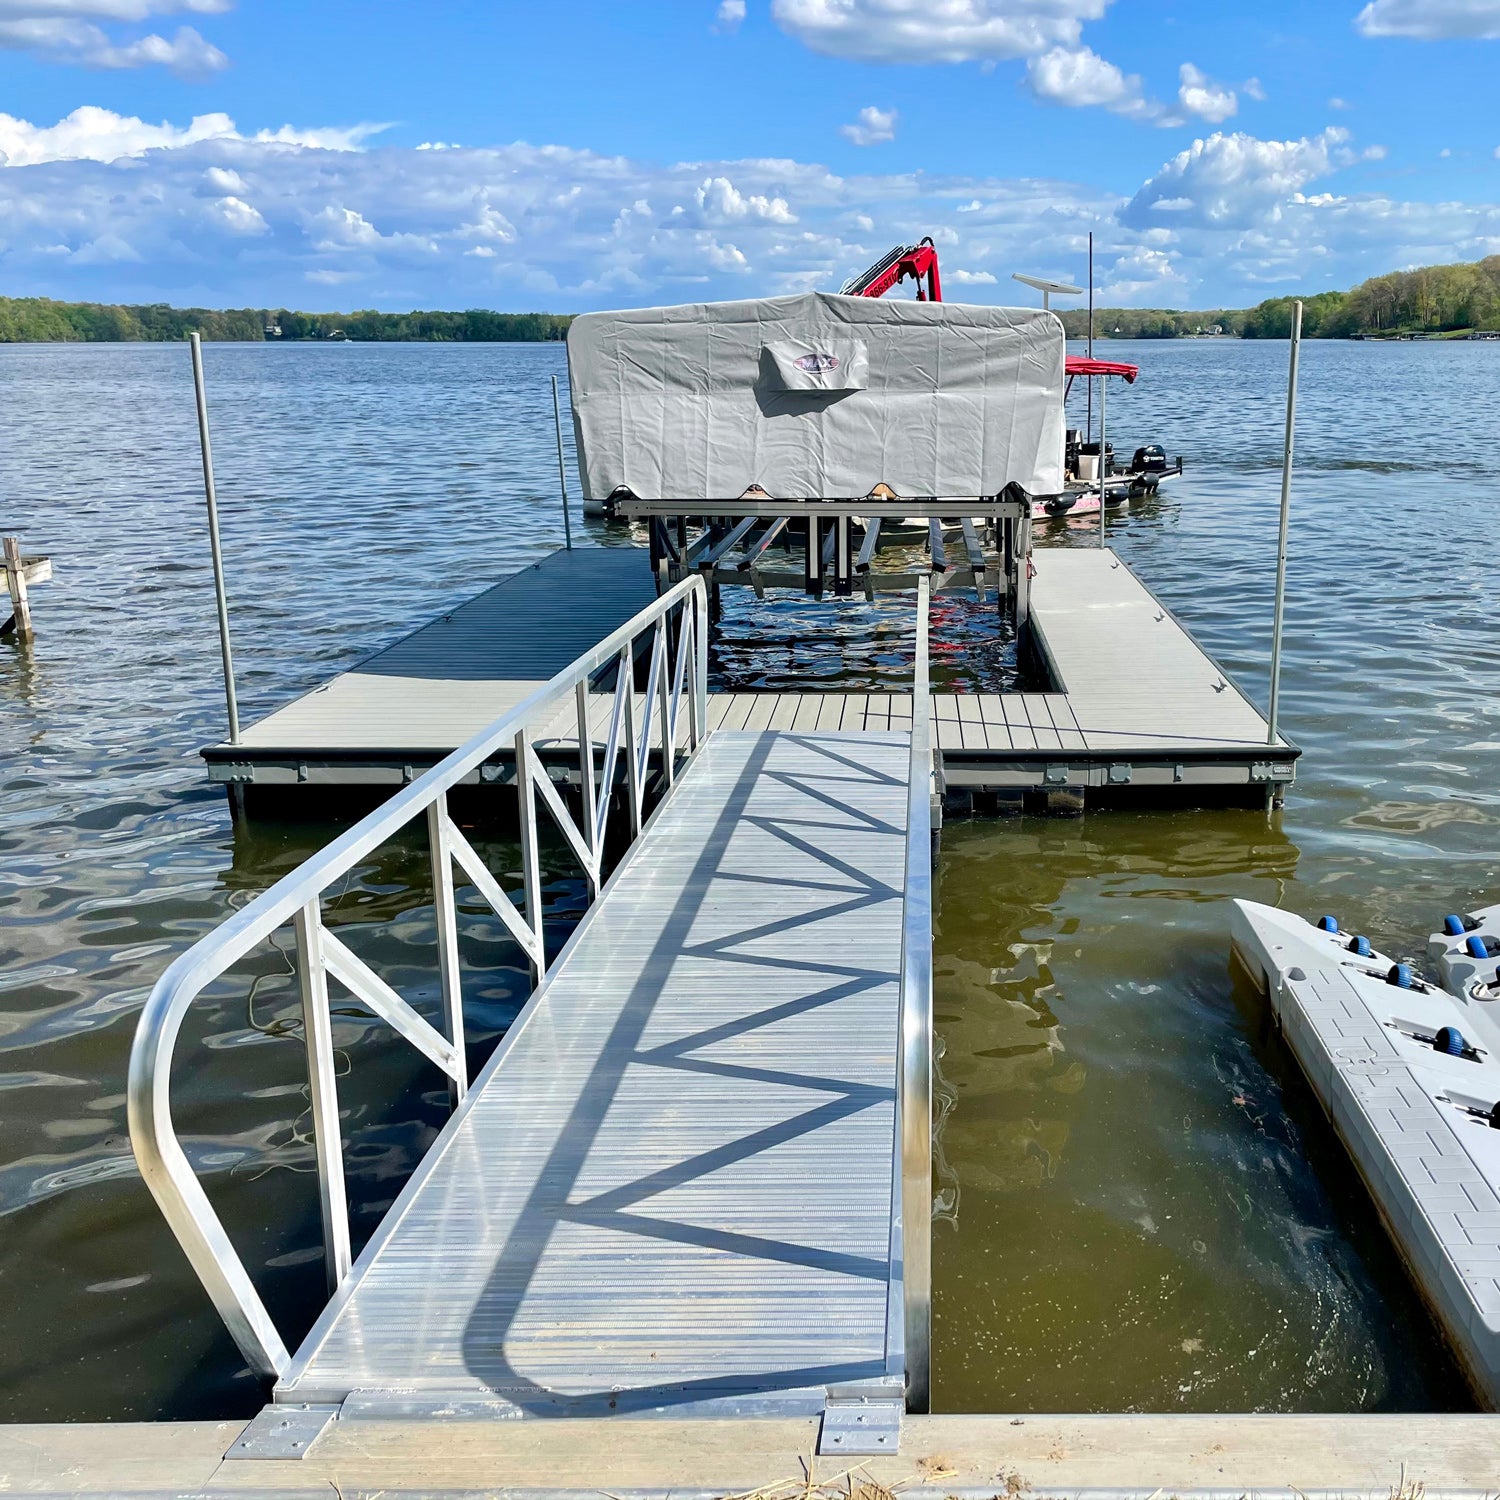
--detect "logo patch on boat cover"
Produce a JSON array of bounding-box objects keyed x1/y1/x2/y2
[{"x1": 794, "y1": 352, "x2": 840, "y2": 373}]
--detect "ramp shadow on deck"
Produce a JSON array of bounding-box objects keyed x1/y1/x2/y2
[{"x1": 276, "y1": 729, "x2": 910, "y2": 1412}]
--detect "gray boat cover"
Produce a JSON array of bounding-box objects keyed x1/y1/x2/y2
[{"x1": 566, "y1": 292, "x2": 1064, "y2": 501}]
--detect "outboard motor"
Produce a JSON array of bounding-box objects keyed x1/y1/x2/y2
[
  {"x1": 1133, "y1": 444, "x2": 1168, "y2": 473},
  {"x1": 1065, "y1": 428, "x2": 1082, "y2": 478}
]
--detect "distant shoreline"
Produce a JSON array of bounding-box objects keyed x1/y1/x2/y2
[
  {"x1": 4, "y1": 288, "x2": 1500, "y2": 345},
  {"x1": 0, "y1": 297, "x2": 571, "y2": 345}
]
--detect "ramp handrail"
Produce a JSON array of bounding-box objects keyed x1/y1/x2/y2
[
  {"x1": 128, "y1": 575, "x2": 710, "y2": 1378},
  {"x1": 898, "y1": 575, "x2": 935, "y2": 1411}
]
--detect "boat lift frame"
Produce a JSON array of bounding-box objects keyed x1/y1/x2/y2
[{"x1": 617, "y1": 493, "x2": 1032, "y2": 625}]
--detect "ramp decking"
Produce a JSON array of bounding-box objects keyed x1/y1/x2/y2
[{"x1": 276, "y1": 729, "x2": 909, "y2": 1410}]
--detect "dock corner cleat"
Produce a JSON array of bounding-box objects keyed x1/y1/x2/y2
[
  {"x1": 1388, "y1": 963, "x2": 1414, "y2": 989},
  {"x1": 1348, "y1": 936, "x2": 1372, "y2": 957},
  {"x1": 1317, "y1": 915, "x2": 1340, "y2": 934}
]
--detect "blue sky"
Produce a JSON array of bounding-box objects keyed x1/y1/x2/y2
[{"x1": 1, "y1": 0, "x2": 1498, "y2": 311}]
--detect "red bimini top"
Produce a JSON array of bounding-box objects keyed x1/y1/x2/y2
[{"x1": 1065, "y1": 357, "x2": 1139, "y2": 383}]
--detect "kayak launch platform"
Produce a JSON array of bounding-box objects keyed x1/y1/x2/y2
[{"x1": 205, "y1": 545, "x2": 1295, "y2": 807}]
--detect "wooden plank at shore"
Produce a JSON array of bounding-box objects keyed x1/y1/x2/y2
[
  {"x1": 7, "y1": 1413, "x2": 1500, "y2": 1496},
  {"x1": 0, "y1": 1420, "x2": 242, "y2": 1493}
]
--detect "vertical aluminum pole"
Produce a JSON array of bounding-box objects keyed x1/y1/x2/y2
[
  {"x1": 551, "y1": 374, "x2": 574, "y2": 551},
  {"x1": 1086, "y1": 232, "x2": 1095, "y2": 442},
  {"x1": 1098, "y1": 370, "x2": 1108, "y2": 548},
  {"x1": 189, "y1": 332, "x2": 241, "y2": 743},
  {"x1": 1267, "y1": 300, "x2": 1303, "y2": 750}
]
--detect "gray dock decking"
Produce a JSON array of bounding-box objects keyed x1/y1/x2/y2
[
  {"x1": 206, "y1": 544, "x2": 1296, "y2": 799},
  {"x1": 277, "y1": 729, "x2": 908, "y2": 1410},
  {"x1": 219, "y1": 547, "x2": 656, "y2": 756}
]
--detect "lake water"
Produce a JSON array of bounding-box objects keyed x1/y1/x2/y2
[{"x1": 2, "y1": 336, "x2": 1495, "y2": 1420}]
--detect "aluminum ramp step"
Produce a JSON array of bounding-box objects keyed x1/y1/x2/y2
[{"x1": 275, "y1": 729, "x2": 911, "y2": 1413}]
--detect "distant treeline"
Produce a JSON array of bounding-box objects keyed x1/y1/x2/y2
[
  {"x1": 9, "y1": 255, "x2": 1500, "y2": 345},
  {"x1": 1237, "y1": 256, "x2": 1500, "y2": 339},
  {"x1": 0, "y1": 298, "x2": 573, "y2": 343},
  {"x1": 1057, "y1": 307, "x2": 1244, "y2": 339}
]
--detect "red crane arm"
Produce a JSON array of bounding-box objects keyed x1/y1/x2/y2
[{"x1": 840, "y1": 238, "x2": 943, "y2": 302}]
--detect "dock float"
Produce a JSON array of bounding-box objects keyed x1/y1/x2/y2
[
  {"x1": 206, "y1": 546, "x2": 1295, "y2": 806},
  {"x1": 1233, "y1": 901, "x2": 1500, "y2": 1407}
]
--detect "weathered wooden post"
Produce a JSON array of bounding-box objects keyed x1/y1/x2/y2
[{"x1": 2, "y1": 536, "x2": 47, "y2": 644}]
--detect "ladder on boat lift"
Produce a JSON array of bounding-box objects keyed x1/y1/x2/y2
[{"x1": 128, "y1": 574, "x2": 937, "y2": 1449}]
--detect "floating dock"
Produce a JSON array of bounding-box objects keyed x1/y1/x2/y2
[
  {"x1": 206, "y1": 546, "x2": 1296, "y2": 805},
  {"x1": 1233, "y1": 902, "x2": 1500, "y2": 1407}
]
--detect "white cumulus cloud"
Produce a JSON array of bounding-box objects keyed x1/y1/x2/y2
[
  {"x1": 0, "y1": 106, "x2": 386, "y2": 166},
  {"x1": 1177, "y1": 63, "x2": 1238, "y2": 123},
  {"x1": 1025, "y1": 45, "x2": 1172, "y2": 122},
  {"x1": 0, "y1": 0, "x2": 230, "y2": 73},
  {"x1": 715, "y1": 0, "x2": 746, "y2": 29},
  {"x1": 839, "y1": 105, "x2": 897, "y2": 146},
  {"x1": 771, "y1": 0, "x2": 1112, "y2": 63},
  {"x1": 694, "y1": 174, "x2": 797, "y2": 223},
  {"x1": 1099, "y1": 245, "x2": 1186, "y2": 300},
  {"x1": 1124, "y1": 127, "x2": 1359, "y2": 229},
  {"x1": 209, "y1": 194, "x2": 266, "y2": 235},
  {"x1": 0, "y1": 106, "x2": 1492, "y2": 314},
  {"x1": 1355, "y1": 0, "x2": 1500, "y2": 38}
]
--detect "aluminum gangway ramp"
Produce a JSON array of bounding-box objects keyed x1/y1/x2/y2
[{"x1": 276, "y1": 728, "x2": 910, "y2": 1413}]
